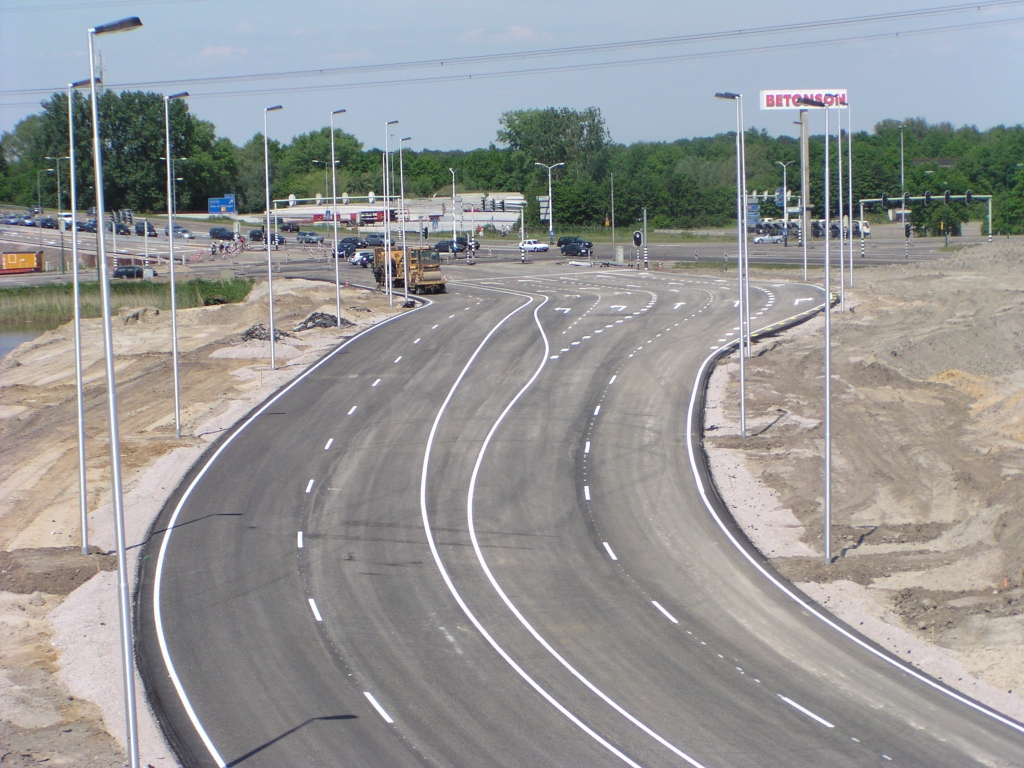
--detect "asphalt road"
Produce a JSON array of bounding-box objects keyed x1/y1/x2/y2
[{"x1": 136, "y1": 264, "x2": 1024, "y2": 767}]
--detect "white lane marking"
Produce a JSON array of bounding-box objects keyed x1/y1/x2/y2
[
  {"x1": 554, "y1": 307, "x2": 571, "y2": 313},
  {"x1": 449, "y1": 314, "x2": 455, "y2": 318},
  {"x1": 305, "y1": 479, "x2": 315, "y2": 493},
  {"x1": 795, "y1": 297, "x2": 812, "y2": 305},
  {"x1": 372, "y1": 378, "x2": 381, "y2": 387},
  {"x1": 394, "y1": 356, "x2": 402, "y2": 363},
  {"x1": 414, "y1": 338, "x2": 421, "y2": 344},
  {"x1": 611, "y1": 305, "x2": 627, "y2": 311},
  {"x1": 347, "y1": 406, "x2": 357, "y2": 416},
  {"x1": 594, "y1": 405, "x2": 601, "y2": 416},
  {"x1": 584, "y1": 441, "x2": 590, "y2": 454},
  {"x1": 674, "y1": 302, "x2": 686, "y2": 310},
  {"x1": 417, "y1": 291, "x2": 648, "y2": 767},
  {"x1": 603, "y1": 542, "x2": 618, "y2": 561},
  {"x1": 778, "y1": 695, "x2": 834, "y2": 728},
  {"x1": 308, "y1": 598, "x2": 322, "y2": 622},
  {"x1": 364, "y1": 691, "x2": 394, "y2": 724},
  {"x1": 297, "y1": 531, "x2": 304, "y2": 549},
  {"x1": 324, "y1": 438, "x2": 333, "y2": 450},
  {"x1": 550, "y1": 355, "x2": 560, "y2": 360},
  {"x1": 609, "y1": 375, "x2": 617, "y2": 385},
  {"x1": 584, "y1": 485, "x2": 591, "y2": 501},
  {"x1": 432, "y1": 324, "x2": 439, "y2": 329},
  {"x1": 651, "y1": 601, "x2": 679, "y2": 624},
  {"x1": 152, "y1": 294, "x2": 436, "y2": 768}
]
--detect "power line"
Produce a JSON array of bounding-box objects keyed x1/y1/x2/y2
[{"x1": 0, "y1": 0, "x2": 1020, "y2": 98}]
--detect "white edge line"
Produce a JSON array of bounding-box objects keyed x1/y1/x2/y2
[
  {"x1": 364, "y1": 691, "x2": 394, "y2": 723},
  {"x1": 308, "y1": 598, "x2": 322, "y2": 622},
  {"x1": 651, "y1": 600, "x2": 679, "y2": 624},
  {"x1": 778, "y1": 695, "x2": 834, "y2": 728},
  {"x1": 153, "y1": 297, "x2": 434, "y2": 768},
  {"x1": 603, "y1": 542, "x2": 618, "y2": 561},
  {"x1": 684, "y1": 288, "x2": 1024, "y2": 737}
]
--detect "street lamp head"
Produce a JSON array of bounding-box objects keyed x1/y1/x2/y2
[
  {"x1": 553, "y1": 162, "x2": 565, "y2": 170},
  {"x1": 71, "y1": 77, "x2": 99, "y2": 88},
  {"x1": 401, "y1": 137, "x2": 411, "y2": 143},
  {"x1": 167, "y1": 91, "x2": 189, "y2": 101},
  {"x1": 265, "y1": 105, "x2": 283, "y2": 113},
  {"x1": 332, "y1": 108, "x2": 346, "y2": 115},
  {"x1": 795, "y1": 96, "x2": 825, "y2": 108},
  {"x1": 715, "y1": 92, "x2": 740, "y2": 100},
  {"x1": 91, "y1": 16, "x2": 142, "y2": 35},
  {"x1": 387, "y1": 120, "x2": 399, "y2": 126}
]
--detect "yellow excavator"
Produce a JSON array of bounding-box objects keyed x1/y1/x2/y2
[{"x1": 372, "y1": 246, "x2": 447, "y2": 294}]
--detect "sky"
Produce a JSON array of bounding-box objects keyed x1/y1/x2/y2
[{"x1": 2, "y1": 0, "x2": 1024, "y2": 152}]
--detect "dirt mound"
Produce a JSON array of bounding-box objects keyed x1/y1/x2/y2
[{"x1": 0, "y1": 549, "x2": 115, "y2": 596}]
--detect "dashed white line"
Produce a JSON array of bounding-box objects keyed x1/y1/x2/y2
[
  {"x1": 364, "y1": 691, "x2": 394, "y2": 724},
  {"x1": 347, "y1": 406, "x2": 357, "y2": 416},
  {"x1": 305, "y1": 479, "x2": 315, "y2": 493},
  {"x1": 778, "y1": 695, "x2": 834, "y2": 728},
  {"x1": 432, "y1": 324, "x2": 439, "y2": 329},
  {"x1": 394, "y1": 356, "x2": 402, "y2": 363},
  {"x1": 324, "y1": 438, "x2": 333, "y2": 450},
  {"x1": 449, "y1": 314, "x2": 455, "y2": 319},
  {"x1": 651, "y1": 600, "x2": 679, "y2": 624},
  {"x1": 584, "y1": 441, "x2": 590, "y2": 454},
  {"x1": 297, "y1": 531, "x2": 304, "y2": 549},
  {"x1": 603, "y1": 542, "x2": 618, "y2": 561},
  {"x1": 372, "y1": 378, "x2": 381, "y2": 387},
  {"x1": 594, "y1": 405, "x2": 601, "y2": 416},
  {"x1": 414, "y1": 338, "x2": 421, "y2": 344},
  {"x1": 308, "y1": 598, "x2": 322, "y2": 622},
  {"x1": 584, "y1": 486, "x2": 591, "y2": 501},
  {"x1": 609, "y1": 375, "x2": 617, "y2": 385}
]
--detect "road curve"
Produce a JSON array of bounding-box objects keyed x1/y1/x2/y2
[{"x1": 136, "y1": 266, "x2": 1024, "y2": 767}]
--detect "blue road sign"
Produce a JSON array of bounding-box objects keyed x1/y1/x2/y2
[{"x1": 208, "y1": 194, "x2": 236, "y2": 214}]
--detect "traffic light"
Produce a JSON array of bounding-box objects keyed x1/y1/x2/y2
[
  {"x1": 903, "y1": 192, "x2": 910, "y2": 208},
  {"x1": 944, "y1": 190, "x2": 951, "y2": 205},
  {"x1": 904, "y1": 223, "x2": 912, "y2": 238},
  {"x1": 632, "y1": 230, "x2": 643, "y2": 247},
  {"x1": 881, "y1": 193, "x2": 889, "y2": 207},
  {"x1": 924, "y1": 191, "x2": 931, "y2": 206},
  {"x1": 965, "y1": 190, "x2": 973, "y2": 205}
]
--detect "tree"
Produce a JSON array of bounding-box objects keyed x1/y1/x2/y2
[{"x1": 497, "y1": 107, "x2": 611, "y2": 180}]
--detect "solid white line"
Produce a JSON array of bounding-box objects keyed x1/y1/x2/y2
[
  {"x1": 363, "y1": 691, "x2": 394, "y2": 724},
  {"x1": 584, "y1": 441, "x2": 590, "y2": 454},
  {"x1": 324, "y1": 438, "x2": 333, "y2": 450},
  {"x1": 347, "y1": 406, "x2": 357, "y2": 415},
  {"x1": 603, "y1": 542, "x2": 618, "y2": 561},
  {"x1": 308, "y1": 598, "x2": 322, "y2": 622},
  {"x1": 372, "y1": 378, "x2": 381, "y2": 387},
  {"x1": 394, "y1": 356, "x2": 402, "y2": 363},
  {"x1": 152, "y1": 294, "x2": 434, "y2": 768},
  {"x1": 609, "y1": 375, "x2": 617, "y2": 385},
  {"x1": 297, "y1": 531, "x2": 303, "y2": 549},
  {"x1": 651, "y1": 600, "x2": 679, "y2": 624},
  {"x1": 305, "y1": 479, "x2": 314, "y2": 493},
  {"x1": 778, "y1": 695, "x2": 834, "y2": 728},
  {"x1": 584, "y1": 485, "x2": 591, "y2": 501}
]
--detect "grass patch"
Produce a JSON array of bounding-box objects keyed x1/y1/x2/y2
[{"x1": 0, "y1": 278, "x2": 254, "y2": 326}]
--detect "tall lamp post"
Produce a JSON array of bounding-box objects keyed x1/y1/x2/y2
[
  {"x1": 164, "y1": 92, "x2": 188, "y2": 439},
  {"x1": 45, "y1": 156, "x2": 70, "y2": 270},
  {"x1": 449, "y1": 168, "x2": 457, "y2": 243},
  {"x1": 715, "y1": 92, "x2": 748, "y2": 437},
  {"x1": 400, "y1": 136, "x2": 411, "y2": 301},
  {"x1": 384, "y1": 120, "x2": 398, "y2": 306},
  {"x1": 264, "y1": 105, "x2": 283, "y2": 369},
  {"x1": 87, "y1": 16, "x2": 144, "y2": 768},
  {"x1": 330, "y1": 108, "x2": 346, "y2": 326},
  {"x1": 36, "y1": 169, "x2": 54, "y2": 250},
  {"x1": 534, "y1": 161, "x2": 565, "y2": 245},
  {"x1": 776, "y1": 160, "x2": 793, "y2": 245}
]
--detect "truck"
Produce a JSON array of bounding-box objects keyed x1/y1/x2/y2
[
  {"x1": 0, "y1": 251, "x2": 44, "y2": 275},
  {"x1": 372, "y1": 246, "x2": 447, "y2": 295}
]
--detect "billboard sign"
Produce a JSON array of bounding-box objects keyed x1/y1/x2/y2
[
  {"x1": 760, "y1": 89, "x2": 847, "y2": 110},
  {"x1": 207, "y1": 194, "x2": 236, "y2": 214}
]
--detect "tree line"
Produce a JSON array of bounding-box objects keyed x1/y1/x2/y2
[{"x1": 3, "y1": 93, "x2": 1024, "y2": 234}]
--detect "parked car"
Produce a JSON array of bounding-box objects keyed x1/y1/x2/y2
[
  {"x1": 2, "y1": 214, "x2": 20, "y2": 225},
  {"x1": 339, "y1": 236, "x2": 366, "y2": 248},
  {"x1": 82, "y1": 219, "x2": 98, "y2": 233},
  {"x1": 335, "y1": 241, "x2": 356, "y2": 258},
  {"x1": 752, "y1": 233, "x2": 784, "y2": 244},
  {"x1": 297, "y1": 231, "x2": 324, "y2": 244},
  {"x1": 280, "y1": 222, "x2": 300, "y2": 232},
  {"x1": 561, "y1": 241, "x2": 592, "y2": 257},
  {"x1": 249, "y1": 229, "x2": 265, "y2": 242},
  {"x1": 435, "y1": 239, "x2": 465, "y2": 253},
  {"x1": 112, "y1": 265, "x2": 144, "y2": 279},
  {"x1": 163, "y1": 224, "x2": 194, "y2": 239},
  {"x1": 28, "y1": 205, "x2": 43, "y2": 215},
  {"x1": 21, "y1": 216, "x2": 37, "y2": 227},
  {"x1": 519, "y1": 239, "x2": 549, "y2": 252},
  {"x1": 135, "y1": 221, "x2": 157, "y2": 237},
  {"x1": 267, "y1": 233, "x2": 286, "y2": 245},
  {"x1": 209, "y1": 227, "x2": 235, "y2": 240},
  {"x1": 349, "y1": 249, "x2": 374, "y2": 267},
  {"x1": 365, "y1": 233, "x2": 394, "y2": 247},
  {"x1": 39, "y1": 217, "x2": 59, "y2": 229},
  {"x1": 105, "y1": 220, "x2": 130, "y2": 235}
]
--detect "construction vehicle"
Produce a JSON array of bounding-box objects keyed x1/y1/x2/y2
[{"x1": 372, "y1": 246, "x2": 447, "y2": 295}]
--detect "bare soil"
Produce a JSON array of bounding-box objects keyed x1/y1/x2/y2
[
  {"x1": 0, "y1": 277, "x2": 402, "y2": 766},
  {"x1": 704, "y1": 240, "x2": 1024, "y2": 722}
]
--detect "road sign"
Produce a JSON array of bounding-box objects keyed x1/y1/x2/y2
[
  {"x1": 774, "y1": 187, "x2": 784, "y2": 207},
  {"x1": 207, "y1": 194, "x2": 236, "y2": 214}
]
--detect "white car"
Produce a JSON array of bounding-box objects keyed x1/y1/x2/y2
[
  {"x1": 519, "y1": 239, "x2": 549, "y2": 252},
  {"x1": 752, "y1": 233, "x2": 784, "y2": 244}
]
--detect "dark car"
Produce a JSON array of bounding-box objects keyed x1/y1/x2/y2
[
  {"x1": 21, "y1": 216, "x2": 37, "y2": 227},
  {"x1": 561, "y1": 241, "x2": 592, "y2": 257},
  {"x1": 339, "y1": 236, "x2": 366, "y2": 248},
  {"x1": 267, "y1": 233, "x2": 286, "y2": 245},
  {"x1": 435, "y1": 239, "x2": 465, "y2": 253},
  {"x1": 297, "y1": 231, "x2": 324, "y2": 244},
  {"x1": 280, "y1": 222, "x2": 301, "y2": 232},
  {"x1": 82, "y1": 219, "x2": 98, "y2": 233},
  {"x1": 209, "y1": 227, "x2": 235, "y2": 241},
  {"x1": 335, "y1": 241, "x2": 356, "y2": 258},
  {"x1": 112, "y1": 265, "x2": 144, "y2": 279},
  {"x1": 456, "y1": 235, "x2": 480, "y2": 252},
  {"x1": 135, "y1": 221, "x2": 157, "y2": 237},
  {"x1": 249, "y1": 229, "x2": 265, "y2": 242},
  {"x1": 557, "y1": 236, "x2": 593, "y2": 249},
  {"x1": 39, "y1": 217, "x2": 59, "y2": 229},
  {"x1": 105, "y1": 220, "x2": 130, "y2": 235},
  {"x1": 28, "y1": 205, "x2": 43, "y2": 215}
]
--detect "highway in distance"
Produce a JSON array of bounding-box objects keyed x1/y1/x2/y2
[{"x1": 136, "y1": 264, "x2": 1024, "y2": 767}]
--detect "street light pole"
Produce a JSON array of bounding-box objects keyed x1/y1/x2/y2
[
  {"x1": 449, "y1": 167, "x2": 457, "y2": 243},
  {"x1": 776, "y1": 160, "x2": 793, "y2": 245},
  {"x1": 384, "y1": 120, "x2": 398, "y2": 307},
  {"x1": 400, "y1": 137, "x2": 411, "y2": 301},
  {"x1": 715, "y1": 92, "x2": 747, "y2": 437},
  {"x1": 164, "y1": 92, "x2": 187, "y2": 439},
  {"x1": 45, "y1": 156, "x2": 69, "y2": 271},
  {"x1": 330, "y1": 108, "x2": 346, "y2": 327},
  {"x1": 88, "y1": 16, "x2": 144, "y2": 768},
  {"x1": 264, "y1": 105, "x2": 283, "y2": 370},
  {"x1": 37, "y1": 169, "x2": 54, "y2": 250},
  {"x1": 534, "y1": 161, "x2": 565, "y2": 244}
]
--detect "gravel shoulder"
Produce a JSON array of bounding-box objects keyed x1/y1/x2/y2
[
  {"x1": 0, "y1": 278, "x2": 403, "y2": 765},
  {"x1": 703, "y1": 241, "x2": 1024, "y2": 725}
]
